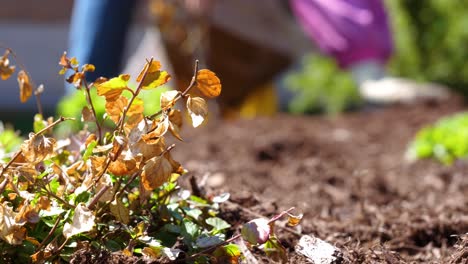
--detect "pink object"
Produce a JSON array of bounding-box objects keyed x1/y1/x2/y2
[{"x1": 290, "y1": 0, "x2": 393, "y2": 68}]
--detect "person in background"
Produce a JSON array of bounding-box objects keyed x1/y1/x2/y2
[
  {"x1": 288, "y1": 0, "x2": 448, "y2": 105},
  {"x1": 68, "y1": 0, "x2": 448, "y2": 111}
]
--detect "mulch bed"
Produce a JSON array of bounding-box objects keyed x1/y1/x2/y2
[{"x1": 174, "y1": 95, "x2": 468, "y2": 263}]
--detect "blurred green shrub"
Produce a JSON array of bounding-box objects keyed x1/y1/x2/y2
[
  {"x1": 386, "y1": 0, "x2": 468, "y2": 96},
  {"x1": 407, "y1": 112, "x2": 468, "y2": 164},
  {"x1": 285, "y1": 54, "x2": 361, "y2": 115},
  {"x1": 0, "y1": 122, "x2": 22, "y2": 156}
]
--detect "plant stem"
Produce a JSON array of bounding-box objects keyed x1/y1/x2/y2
[
  {"x1": 37, "y1": 215, "x2": 63, "y2": 250},
  {"x1": 36, "y1": 116, "x2": 74, "y2": 136},
  {"x1": 149, "y1": 60, "x2": 199, "y2": 120},
  {"x1": 82, "y1": 78, "x2": 102, "y2": 143},
  {"x1": 0, "y1": 151, "x2": 21, "y2": 178},
  {"x1": 88, "y1": 184, "x2": 111, "y2": 210},
  {"x1": 117, "y1": 58, "x2": 154, "y2": 133}
]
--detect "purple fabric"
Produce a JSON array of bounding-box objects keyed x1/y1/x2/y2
[{"x1": 289, "y1": 0, "x2": 393, "y2": 68}]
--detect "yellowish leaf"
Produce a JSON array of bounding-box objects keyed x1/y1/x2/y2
[
  {"x1": 97, "y1": 74, "x2": 129, "y2": 101},
  {"x1": 186, "y1": 96, "x2": 208, "y2": 127},
  {"x1": 287, "y1": 213, "x2": 303, "y2": 227},
  {"x1": 142, "y1": 71, "x2": 171, "y2": 90},
  {"x1": 82, "y1": 64, "x2": 95, "y2": 72},
  {"x1": 137, "y1": 60, "x2": 161, "y2": 82},
  {"x1": 17, "y1": 70, "x2": 32, "y2": 103},
  {"x1": 196, "y1": 69, "x2": 222, "y2": 98}
]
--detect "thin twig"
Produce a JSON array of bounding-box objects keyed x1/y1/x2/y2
[
  {"x1": 149, "y1": 60, "x2": 199, "y2": 120},
  {"x1": 82, "y1": 78, "x2": 102, "y2": 143},
  {"x1": 0, "y1": 151, "x2": 21, "y2": 178},
  {"x1": 88, "y1": 184, "x2": 111, "y2": 210},
  {"x1": 37, "y1": 215, "x2": 63, "y2": 250},
  {"x1": 36, "y1": 116, "x2": 74, "y2": 136},
  {"x1": 117, "y1": 58, "x2": 154, "y2": 133}
]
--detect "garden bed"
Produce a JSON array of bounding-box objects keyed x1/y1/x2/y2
[{"x1": 173, "y1": 95, "x2": 468, "y2": 263}]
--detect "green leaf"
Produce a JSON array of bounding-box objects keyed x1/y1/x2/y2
[
  {"x1": 264, "y1": 236, "x2": 287, "y2": 263},
  {"x1": 74, "y1": 191, "x2": 91, "y2": 204},
  {"x1": 185, "y1": 208, "x2": 203, "y2": 220},
  {"x1": 48, "y1": 178, "x2": 60, "y2": 193},
  {"x1": 206, "y1": 217, "x2": 231, "y2": 233},
  {"x1": 33, "y1": 114, "x2": 46, "y2": 133},
  {"x1": 213, "y1": 244, "x2": 241, "y2": 263},
  {"x1": 82, "y1": 140, "x2": 97, "y2": 162}
]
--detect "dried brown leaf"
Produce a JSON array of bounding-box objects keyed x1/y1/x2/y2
[
  {"x1": 110, "y1": 199, "x2": 130, "y2": 224},
  {"x1": 160, "y1": 90, "x2": 179, "y2": 109},
  {"x1": 186, "y1": 96, "x2": 208, "y2": 127},
  {"x1": 142, "y1": 116, "x2": 169, "y2": 143},
  {"x1": 0, "y1": 51, "x2": 15, "y2": 80},
  {"x1": 20, "y1": 133, "x2": 57, "y2": 164},
  {"x1": 141, "y1": 155, "x2": 173, "y2": 191},
  {"x1": 17, "y1": 70, "x2": 32, "y2": 103},
  {"x1": 81, "y1": 106, "x2": 95, "y2": 122}
]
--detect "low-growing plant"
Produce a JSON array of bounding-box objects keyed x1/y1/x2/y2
[
  {"x1": 284, "y1": 54, "x2": 361, "y2": 115},
  {"x1": 0, "y1": 47, "x2": 301, "y2": 263},
  {"x1": 407, "y1": 112, "x2": 468, "y2": 164}
]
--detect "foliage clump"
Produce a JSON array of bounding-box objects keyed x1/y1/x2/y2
[
  {"x1": 0, "y1": 48, "x2": 301, "y2": 263},
  {"x1": 407, "y1": 112, "x2": 468, "y2": 164},
  {"x1": 285, "y1": 54, "x2": 361, "y2": 115}
]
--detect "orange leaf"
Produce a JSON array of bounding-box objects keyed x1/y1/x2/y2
[
  {"x1": 196, "y1": 69, "x2": 221, "y2": 98},
  {"x1": 17, "y1": 70, "x2": 32, "y2": 103},
  {"x1": 0, "y1": 50, "x2": 15, "y2": 80},
  {"x1": 105, "y1": 96, "x2": 127, "y2": 125}
]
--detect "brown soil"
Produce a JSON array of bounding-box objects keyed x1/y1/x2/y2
[{"x1": 173, "y1": 96, "x2": 468, "y2": 263}]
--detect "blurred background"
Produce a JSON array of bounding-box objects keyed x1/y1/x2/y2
[{"x1": 1, "y1": 0, "x2": 468, "y2": 131}]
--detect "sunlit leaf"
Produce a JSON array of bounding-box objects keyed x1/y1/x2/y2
[
  {"x1": 160, "y1": 90, "x2": 179, "y2": 109},
  {"x1": 286, "y1": 212, "x2": 303, "y2": 227},
  {"x1": 186, "y1": 96, "x2": 208, "y2": 127},
  {"x1": 97, "y1": 74, "x2": 129, "y2": 101},
  {"x1": 196, "y1": 69, "x2": 222, "y2": 98},
  {"x1": 213, "y1": 244, "x2": 241, "y2": 264},
  {"x1": 63, "y1": 203, "x2": 96, "y2": 238},
  {"x1": 66, "y1": 72, "x2": 84, "y2": 88},
  {"x1": 137, "y1": 60, "x2": 161, "y2": 82},
  {"x1": 0, "y1": 202, "x2": 25, "y2": 245},
  {"x1": 105, "y1": 96, "x2": 127, "y2": 125},
  {"x1": 82, "y1": 64, "x2": 95, "y2": 72},
  {"x1": 142, "y1": 71, "x2": 171, "y2": 90},
  {"x1": 20, "y1": 133, "x2": 57, "y2": 164},
  {"x1": 17, "y1": 70, "x2": 32, "y2": 103},
  {"x1": 108, "y1": 153, "x2": 139, "y2": 176},
  {"x1": 264, "y1": 236, "x2": 288, "y2": 263},
  {"x1": 141, "y1": 155, "x2": 173, "y2": 191},
  {"x1": 137, "y1": 60, "x2": 171, "y2": 90},
  {"x1": 142, "y1": 116, "x2": 169, "y2": 143}
]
